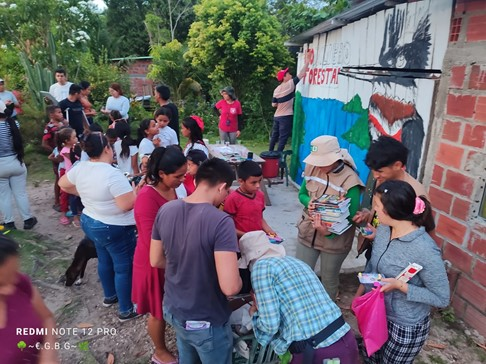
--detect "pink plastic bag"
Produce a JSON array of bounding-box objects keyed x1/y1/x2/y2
[{"x1": 351, "y1": 283, "x2": 389, "y2": 357}]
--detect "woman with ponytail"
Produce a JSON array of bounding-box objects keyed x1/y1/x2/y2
[
  {"x1": 0, "y1": 101, "x2": 37, "y2": 230},
  {"x1": 114, "y1": 120, "x2": 139, "y2": 175},
  {"x1": 181, "y1": 115, "x2": 208, "y2": 157},
  {"x1": 132, "y1": 146, "x2": 186, "y2": 364},
  {"x1": 355, "y1": 180, "x2": 449, "y2": 363}
]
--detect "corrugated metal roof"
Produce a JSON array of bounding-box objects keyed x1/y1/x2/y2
[{"x1": 285, "y1": 0, "x2": 401, "y2": 46}]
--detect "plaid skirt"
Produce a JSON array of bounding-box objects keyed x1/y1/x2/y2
[{"x1": 362, "y1": 315, "x2": 430, "y2": 364}]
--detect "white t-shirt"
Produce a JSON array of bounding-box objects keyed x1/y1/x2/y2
[
  {"x1": 158, "y1": 126, "x2": 178, "y2": 147},
  {"x1": 114, "y1": 140, "x2": 138, "y2": 174},
  {"x1": 138, "y1": 138, "x2": 155, "y2": 158},
  {"x1": 66, "y1": 161, "x2": 135, "y2": 225},
  {"x1": 49, "y1": 82, "x2": 73, "y2": 102},
  {"x1": 105, "y1": 95, "x2": 130, "y2": 119},
  {"x1": 184, "y1": 142, "x2": 209, "y2": 157}
]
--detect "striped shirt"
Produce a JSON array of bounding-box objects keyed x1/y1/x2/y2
[
  {"x1": 272, "y1": 77, "x2": 299, "y2": 117},
  {"x1": 251, "y1": 256, "x2": 350, "y2": 355},
  {"x1": 0, "y1": 119, "x2": 20, "y2": 157}
]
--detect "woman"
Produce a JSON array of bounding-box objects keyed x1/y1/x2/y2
[
  {"x1": 356, "y1": 180, "x2": 449, "y2": 363},
  {"x1": 132, "y1": 146, "x2": 187, "y2": 364},
  {"x1": 114, "y1": 120, "x2": 139, "y2": 176},
  {"x1": 181, "y1": 115, "x2": 208, "y2": 157},
  {"x1": 0, "y1": 235, "x2": 59, "y2": 363},
  {"x1": 0, "y1": 101, "x2": 37, "y2": 230},
  {"x1": 241, "y1": 231, "x2": 359, "y2": 363},
  {"x1": 214, "y1": 86, "x2": 242, "y2": 144},
  {"x1": 59, "y1": 132, "x2": 139, "y2": 322},
  {"x1": 101, "y1": 83, "x2": 130, "y2": 119},
  {"x1": 296, "y1": 135, "x2": 363, "y2": 301},
  {"x1": 79, "y1": 81, "x2": 96, "y2": 124}
]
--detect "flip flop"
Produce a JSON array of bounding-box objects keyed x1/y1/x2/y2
[
  {"x1": 72, "y1": 221, "x2": 81, "y2": 228},
  {"x1": 59, "y1": 216, "x2": 70, "y2": 225},
  {"x1": 151, "y1": 355, "x2": 178, "y2": 364}
]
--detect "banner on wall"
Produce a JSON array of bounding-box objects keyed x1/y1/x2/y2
[{"x1": 292, "y1": 0, "x2": 453, "y2": 184}]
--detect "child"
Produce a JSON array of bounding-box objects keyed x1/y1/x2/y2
[
  {"x1": 154, "y1": 107, "x2": 178, "y2": 147},
  {"x1": 114, "y1": 120, "x2": 139, "y2": 175},
  {"x1": 181, "y1": 116, "x2": 208, "y2": 156},
  {"x1": 57, "y1": 128, "x2": 77, "y2": 225},
  {"x1": 108, "y1": 110, "x2": 125, "y2": 129},
  {"x1": 224, "y1": 160, "x2": 276, "y2": 238},
  {"x1": 137, "y1": 119, "x2": 160, "y2": 158},
  {"x1": 42, "y1": 106, "x2": 67, "y2": 211},
  {"x1": 183, "y1": 149, "x2": 207, "y2": 196}
]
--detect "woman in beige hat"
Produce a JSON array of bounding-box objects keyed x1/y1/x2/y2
[{"x1": 296, "y1": 136, "x2": 364, "y2": 301}]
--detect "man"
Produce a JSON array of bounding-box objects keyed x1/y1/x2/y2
[
  {"x1": 240, "y1": 231, "x2": 359, "y2": 363},
  {"x1": 150, "y1": 158, "x2": 241, "y2": 364},
  {"x1": 58, "y1": 84, "x2": 88, "y2": 137},
  {"x1": 154, "y1": 84, "x2": 179, "y2": 142},
  {"x1": 353, "y1": 136, "x2": 434, "y2": 256},
  {"x1": 0, "y1": 79, "x2": 20, "y2": 119},
  {"x1": 49, "y1": 68, "x2": 73, "y2": 102},
  {"x1": 269, "y1": 51, "x2": 311, "y2": 152}
]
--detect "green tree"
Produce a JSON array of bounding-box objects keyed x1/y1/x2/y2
[
  {"x1": 186, "y1": 0, "x2": 291, "y2": 97},
  {"x1": 105, "y1": 0, "x2": 150, "y2": 57}
]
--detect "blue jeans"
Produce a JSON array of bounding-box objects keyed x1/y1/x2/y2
[
  {"x1": 81, "y1": 214, "x2": 136, "y2": 315},
  {"x1": 163, "y1": 308, "x2": 233, "y2": 364}
]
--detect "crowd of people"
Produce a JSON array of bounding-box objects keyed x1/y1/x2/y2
[{"x1": 0, "y1": 65, "x2": 451, "y2": 364}]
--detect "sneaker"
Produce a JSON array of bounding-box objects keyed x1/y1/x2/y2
[
  {"x1": 102, "y1": 296, "x2": 118, "y2": 307},
  {"x1": 23, "y1": 217, "x2": 38, "y2": 230},
  {"x1": 2, "y1": 222, "x2": 17, "y2": 230},
  {"x1": 118, "y1": 310, "x2": 141, "y2": 323}
]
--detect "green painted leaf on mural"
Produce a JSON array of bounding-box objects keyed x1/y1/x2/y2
[
  {"x1": 342, "y1": 94, "x2": 366, "y2": 115},
  {"x1": 342, "y1": 113, "x2": 371, "y2": 150}
]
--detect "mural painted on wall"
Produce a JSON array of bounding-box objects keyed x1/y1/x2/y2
[{"x1": 292, "y1": 0, "x2": 453, "y2": 185}]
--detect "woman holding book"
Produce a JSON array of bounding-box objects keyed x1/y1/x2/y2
[{"x1": 296, "y1": 135, "x2": 364, "y2": 300}]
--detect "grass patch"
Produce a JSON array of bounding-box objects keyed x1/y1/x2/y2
[
  {"x1": 427, "y1": 354, "x2": 447, "y2": 364},
  {"x1": 24, "y1": 144, "x2": 55, "y2": 183}
]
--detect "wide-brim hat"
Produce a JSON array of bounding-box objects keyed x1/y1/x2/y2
[
  {"x1": 238, "y1": 231, "x2": 286, "y2": 271},
  {"x1": 303, "y1": 135, "x2": 356, "y2": 168},
  {"x1": 220, "y1": 86, "x2": 236, "y2": 100}
]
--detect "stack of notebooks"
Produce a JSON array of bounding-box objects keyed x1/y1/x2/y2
[{"x1": 314, "y1": 194, "x2": 352, "y2": 235}]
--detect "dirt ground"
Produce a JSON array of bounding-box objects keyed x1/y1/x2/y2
[{"x1": 14, "y1": 180, "x2": 486, "y2": 363}]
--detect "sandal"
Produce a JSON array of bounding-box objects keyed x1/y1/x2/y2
[
  {"x1": 59, "y1": 216, "x2": 70, "y2": 225},
  {"x1": 72, "y1": 221, "x2": 81, "y2": 228},
  {"x1": 151, "y1": 354, "x2": 178, "y2": 364}
]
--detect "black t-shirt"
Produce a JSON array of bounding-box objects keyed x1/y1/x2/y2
[
  {"x1": 59, "y1": 98, "x2": 84, "y2": 137},
  {"x1": 164, "y1": 103, "x2": 179, "y2": 142}
]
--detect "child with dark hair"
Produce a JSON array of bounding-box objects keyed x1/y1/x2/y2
[
  {"x1": 181, "y1": 115, "x2": 208, "y2": 157},
  {"x1": 108, "y1": 110, "x2": 125, "y2": 129},
  {"x1": 42, "y1": 105, "x2": 67, "y2": 211},
  {"x1": 183, "y1": 149, "x2": 208, "y2": 195},
  {"x1": 150, "y1": 158, "x2": 240, "y2": 363},
  {"x1": 154, "y1": 107, "x2": 178, "y2": 147},
  {"x1": 224, "y1": 160, "x2": 276, "y2": 238},
  {"x1": 355, "y1": 180, "x2": 449, "y2": 363},
  {"x1": 133, "y1": 146, "x2": 186, "y2": 364},
  {"x1": 114, "y1": 121, "x2": 139, "y2": 175},
  {"x1": 154, "y1": 84, "x2": 179, "y2": 141},
  {"x1": 137, "y1": 119, "x2": 160, "y2": 158}
]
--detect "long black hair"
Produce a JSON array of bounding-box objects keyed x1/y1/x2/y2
[
  {"x1": 0, "y1": 235, "x2": 19, "y2": 265},
  {"x1": 374, "y1": 180, "x2": 435, "y2": 231},
  {"x1": 0, "y1": 105, "x2": 24, "y2": 164},
  {"x1": 81, "y1": 132, "x2": 109, "y2": 158},
  {"x1": 137, "y1": 118, "x2": 153, "y2": 145},
  {"x1": 114, "y1": 120, "x2": 136, "y2": 159},
  {"x1": 146, "y1": 146, "x2": 187, "y2": 186},
  {"x1": 182, "y1": 116, "x2": 204, "y2": 148}
]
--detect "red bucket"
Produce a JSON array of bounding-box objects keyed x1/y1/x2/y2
[{"x1": 260, "y1": 151, "x2": 280, "y2": 178}]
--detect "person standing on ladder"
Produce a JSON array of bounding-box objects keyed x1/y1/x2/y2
[{"x1": 269, "y1": 50, "x2": 311, "y2": 152}]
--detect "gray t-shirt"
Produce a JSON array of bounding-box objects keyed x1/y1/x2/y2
[
  {"x1": 365, "y1": 225, "x2": 450, "y2": 326},
  {"x1": 152, "y1": 200, "x2": 239, "y2": 326}
]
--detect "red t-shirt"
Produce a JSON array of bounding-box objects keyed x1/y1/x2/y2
[
  {"x1": 42, "y1": 121, "x2": 61, "y2": 150},
  {"x1": 215, "y1": 99, "x2": 242, "y2": 132},
  {"x1": 183, "y1": 174, "x2": 196, "y2": 196},
  {"x1": 224, "y1": 189, "x2": 265, "y2": 233}
]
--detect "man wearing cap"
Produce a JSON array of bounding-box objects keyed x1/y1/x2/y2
[
  {"x1": 269, "y1": 51, "x2": 311, "y2": 152},
  {"x1": 0, "y1": 79, "x2": 20, "y2": 119},
  {"x1": 240, "y1": 231, "x2": 359, "y2": 363}
]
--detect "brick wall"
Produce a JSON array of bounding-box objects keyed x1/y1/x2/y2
[
  {"x1": 126, "y1": 60, "x2": 154, "y2": 96},
  {"x1": 425, "y1": 0, "x2": 486, "y2": 336}
]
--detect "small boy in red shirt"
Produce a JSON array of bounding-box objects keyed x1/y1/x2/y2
[{"x1": 224, "y1": 161, "x2": 276, "y2": 238}]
